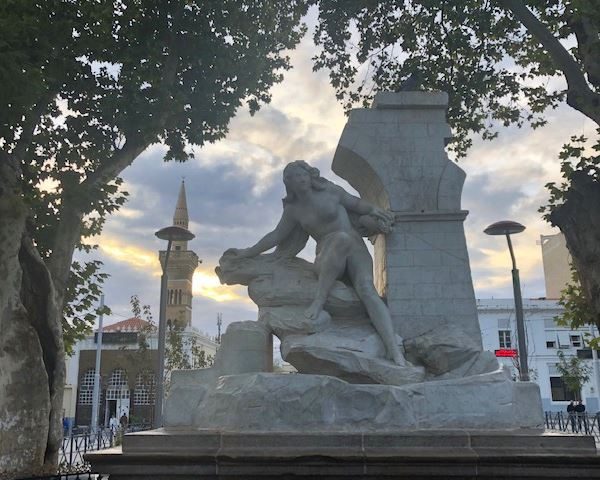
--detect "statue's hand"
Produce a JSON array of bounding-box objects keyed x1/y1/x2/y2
[
  {"x1": 371, "y1": 207, "x2": 394, "y2": 223},
  {"x1": 370, "y1": 207, "x2": 394, "y2": 233}
]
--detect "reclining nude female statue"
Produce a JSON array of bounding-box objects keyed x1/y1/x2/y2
[{"x1": 226, "y1": 160, "x2": 406, "y2": 366}]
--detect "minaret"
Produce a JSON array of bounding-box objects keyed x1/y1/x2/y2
[{"x1": 159, "y1": 180, "x2": 200, "y2": 329}]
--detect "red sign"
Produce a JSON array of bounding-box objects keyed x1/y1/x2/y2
[{"x1": 495, "y1": 349, "x2": 518, "y2": 358}]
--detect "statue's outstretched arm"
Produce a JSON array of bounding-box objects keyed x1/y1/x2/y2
[{"x1": 226, "y1": 208, "x2": 298, "y2": 258}]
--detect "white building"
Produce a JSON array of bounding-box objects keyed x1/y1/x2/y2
[
  {"x1": 478, "y1": 232, "x2": 600, "y2": 413},
  {"x1": 478, "y1": 298, "x2": 600, "y2": 412}
]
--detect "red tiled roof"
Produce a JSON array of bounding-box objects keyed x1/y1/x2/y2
[{"x1": 102, "y1": 317, "x2": 154, "y2": 333}]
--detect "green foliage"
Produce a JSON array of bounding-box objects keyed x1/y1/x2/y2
[
  {"x1": 62, "y1": 260, "x2": 111, "y2": 355},
  {"x1": 128, "y1": 295, "x2": 214, "y2": 390},
  {"x1": 313, "y1": 0, "x2": 598, "y2": 157},
  {"x1": 556, "y1": 350, "x2": 591, "y2": 400},
  {"x1": 540, "y1": 132, "x2": 600, "y2": 217},
  {"x1": 165, "y1": 324, "x2": 214, "y2": 372},
  {"x1": 130, "y1": 294, "x2": 155, "y2": 354},
  {"x1": 190, "y1": 336, "x2": 215, "y2": 369},
  {"x1": 552, "y1": 267, "x2": 599, "y2": 348},
  {"x1": 1, "y1": 0, "x2": 309, "y2": 348}
]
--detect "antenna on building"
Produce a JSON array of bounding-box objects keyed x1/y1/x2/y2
[{"x1": 217, "y1": 313, "x2": 222, "y2": 344}]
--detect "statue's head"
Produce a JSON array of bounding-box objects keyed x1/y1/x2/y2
[{"x1": 282, "y1": 160, "x2": 326, "y2": 204}]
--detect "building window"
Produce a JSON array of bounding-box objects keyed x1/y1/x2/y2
[
  {"x1": 78, "y1": 369, "x2": 96, "y2": 405},
  {"x1": 550, "y1": 376, "x2": 579, "y2": 401},
  {"x1": 570, "y1": 335, "x2": 582, "y2": 348},
  {"x1": 133, "y1": 370, "x2": 156, "y2": 405},
  {"x1": 106, "y1": 368, "x2": 130, "y2": 400},
  {"x1": 546, "y1": 340, "x2": 557, "y2": 349},
  {"x1": 498, "y1": 330, "x2": 512, "y2": 348}
]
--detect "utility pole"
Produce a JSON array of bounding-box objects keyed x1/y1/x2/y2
[
  {"x1": 91, "y1": 294, "x2": 105, "y2": 433},
  {"x1": 217, "y1": 313, "x2": 222, "y2": 344}
]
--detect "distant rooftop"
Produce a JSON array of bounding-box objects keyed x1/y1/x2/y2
[
  {"x1": 476, "y1": 298, "x2": 561, "y2": 311},
  {"x1": 101, "y1": 317, "x2": 154, "y2": 333}
]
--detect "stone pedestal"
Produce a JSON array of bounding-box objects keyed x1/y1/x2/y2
[
  {"x1": 163, "y1": 371, "x2": 543, "y2": 431},
  {"x1": 87, "y1": 430, "x2": 600, "y2": 479}
]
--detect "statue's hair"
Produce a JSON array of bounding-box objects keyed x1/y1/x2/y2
[
  {"x1": 275, "y1": 160, "x2": 390, "y2": 258},
  {"x1": 282, "y1": 160, "x2": 328, "y2": 205}
]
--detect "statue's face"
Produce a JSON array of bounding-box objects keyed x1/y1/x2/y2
[{"x1": 285, "y1": 166, "x2": 311, "y2": 194}]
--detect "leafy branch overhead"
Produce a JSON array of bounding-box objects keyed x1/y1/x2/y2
[{"x1": 313, "y1": 0, "x2": 600, "y2": 157}]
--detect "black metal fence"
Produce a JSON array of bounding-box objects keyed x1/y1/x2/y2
[
  {"x1": 544, "y1": 411, "x2": 600, "y2": 441},
  {"x1": 58, "y1": 429, "x2": 116, "y2": 473},
  {"x1": 17, "y1": 474, "x2": 104, "y2": 480}
]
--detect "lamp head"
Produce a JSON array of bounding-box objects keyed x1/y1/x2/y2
[
  {"x1": 155, "y1": 225, "x2": 195, "y2": 242},
  {"x1": 484, "y1": 220, "x2": 525, "y2": 236}
]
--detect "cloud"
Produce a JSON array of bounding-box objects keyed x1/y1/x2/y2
[
  {"x1": 192, "y1": 269, "x2": 251, "y2": 305},
  {"x1": 96, "y1": 235, "x2": 160, "y2": 273}
]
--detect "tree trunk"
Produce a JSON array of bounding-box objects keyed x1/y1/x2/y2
[
  {"x1": 0, "y1": 156, "x2": 65, "y2": 479},
  {"x1": 550, "y1": 170, "x2": 600, "y2": 331}
]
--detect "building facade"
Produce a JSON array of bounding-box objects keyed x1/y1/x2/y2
[
  {"x1": 64, "y1": 181, "x2": 217, "y2": 428},
  {"x1": 540, "y1": 233, "x2": 572, "y2": 299},
  {"x1": 478, "y1": 231, "x2": 599, "y2": 413},
  {"x1": 478, "y1": 298, "x2": 600, "y2": 412},
  {"x1": 67, "y1": 318, "x2": 218, "y2": 428}
]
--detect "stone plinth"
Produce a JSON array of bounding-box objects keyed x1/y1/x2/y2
[
  {"x1": 164, "y1": 371, "x2": 543, "y2": 431},
  {"x1": 86, "y1": 430, "x2": 600, "y2": 479}
]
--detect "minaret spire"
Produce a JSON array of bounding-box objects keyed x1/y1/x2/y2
[
  {"x1": 173, "y1": 179, "x2": 189, "y2": 229},
  {"x1": 159, "y1": 179, "x2": 200, "y2": 329}
]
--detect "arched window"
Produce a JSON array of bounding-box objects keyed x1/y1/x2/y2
[
  {"x1": 106, "y1": 368, "x2": 130, "y2": 400},
  {"x1": 78, "y1": 368, "x2": 96, "y2": 405},
  {"x1": 133, "y1": 370, "x2": 156, "y2": 405}
]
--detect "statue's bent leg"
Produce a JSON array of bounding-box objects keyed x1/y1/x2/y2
[
  {"x1": 346, "y1": 247, "x2": 406, "y2": 366},
  {"x1": 307, "y1": 232, "x2": 353, "y2": 319}
]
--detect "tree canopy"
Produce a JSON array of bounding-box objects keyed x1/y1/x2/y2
[{"x1": 0, "y1": 1, "x2": 308, "y2": 476}]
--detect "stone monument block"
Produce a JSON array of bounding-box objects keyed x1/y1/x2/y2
[{"x1": 333, "y1": 91, "x2": 489, "y2": 375}]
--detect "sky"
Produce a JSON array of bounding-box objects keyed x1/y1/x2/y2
[{"x1": 83, "y1": 22, "x2": 594, "y2": 337}]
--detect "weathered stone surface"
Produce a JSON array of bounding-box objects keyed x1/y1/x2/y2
[
  {"x1": 217, "y1": 253, "x2": 425, "y2": 385},
  {"x1": 165, "y1": 370, "x2": 543, "y2": 431},
  {"x1": 333, "y1": 91, "x2": 487, "y2": 363}
]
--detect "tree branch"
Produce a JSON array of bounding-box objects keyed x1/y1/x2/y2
[
  {"x1": 501, "y1": 0, "x2": 600, "y2": 125},
  {"x1": 569, "y1": 13, "x2": 600, "y2": 89}
]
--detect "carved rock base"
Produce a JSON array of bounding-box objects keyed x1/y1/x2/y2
[{"x1": 164, "y1": 369, "x2": 543, "y2": 432}]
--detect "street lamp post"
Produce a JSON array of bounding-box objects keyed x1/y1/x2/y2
[
  {"x1": 484, "y1": 220, "x2": 530, "y2": 382},
  {"x1": 153, "y1": 225, "x2": 195, "y2": 428}
]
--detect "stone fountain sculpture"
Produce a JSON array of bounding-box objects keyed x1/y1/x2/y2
[{"x1": 163, "y1": 91, "x2": 543, "y2": 431}]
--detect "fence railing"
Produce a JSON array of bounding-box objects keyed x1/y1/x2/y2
[
  {"x1": 58, "y1": 424, "x2": 152, "y2": 474},
  {"x1": 58, "y1": 429, "x2": 115, "y2": 473},
  {"x1": 544, "y1": 411, "x2": 600, "y2": 441},
  {"x1": 17, "y1": 474, "x2": 103, "y2": 480}
]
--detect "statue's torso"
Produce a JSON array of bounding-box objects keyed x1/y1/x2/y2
[{"x1": 288, "y1": 188, "x2": 356, "y2": 243}]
